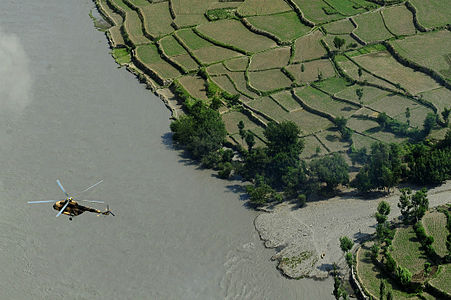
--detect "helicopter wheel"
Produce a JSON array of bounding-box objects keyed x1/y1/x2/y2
[{"x1": 69, "y1": 217, "x2": 73, "y2": 221}]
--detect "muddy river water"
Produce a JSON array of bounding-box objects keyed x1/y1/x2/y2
[{"x1": 0, "y1": 1, "x2": 332, "y2": 298}]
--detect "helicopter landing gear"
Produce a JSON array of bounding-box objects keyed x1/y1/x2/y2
[{"x1": 69, "y1": 217, "x2": 73, "y2": 221}]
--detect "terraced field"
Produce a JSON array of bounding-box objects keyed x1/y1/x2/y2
[{"x1": 94, "y1": 0, "x2": 451, "y2": 161}]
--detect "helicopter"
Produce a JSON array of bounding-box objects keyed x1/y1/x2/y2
[{"x1": 28, "y1": 179, "x2": 115, "y2": 220}]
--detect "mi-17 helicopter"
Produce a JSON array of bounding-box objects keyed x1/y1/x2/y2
[{"x1": 28, "y1": 179, "x2": 115, "y2": 220}]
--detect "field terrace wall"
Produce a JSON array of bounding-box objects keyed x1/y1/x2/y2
[
  {"x1": 122, "y1": 0, "x2": 155, "y2": 42},
  {"x1": 383, "y1": 41, "x2": 451, "y2": 91},
  {"x1": 404, "y1": 1, "x2": 429, "y2": 32},
  {"x1": 240, "y1": 18, "x2": 288, "y2": 46},
  {"x1": 426, "y1": 280, "x2": 451, "y2": 300},
  {"x1": 284, "y1": 0, "x2": 315, "y2": 27},
  {"x1": 155, "y1": 39, "x2": 189, "y2": 75}
]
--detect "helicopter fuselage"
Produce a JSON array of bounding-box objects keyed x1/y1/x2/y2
[{"x1": 53, "y1": 199, "x2": 102, "y2": 217}]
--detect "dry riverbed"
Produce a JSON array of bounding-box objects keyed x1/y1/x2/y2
[{"x1": 255, "y1": 181, "x2": 451, "y2": 279}]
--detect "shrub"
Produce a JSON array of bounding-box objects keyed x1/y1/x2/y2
[
  {"x1": 340, "y1": 236, "x2": 354, "y2": 252},
  {"x1": 218, "y1": 162, "x2": 233, "y2": 179},
  {"x1": 396, "y1": 266, "x2": 412, "y2": 286},
  {"x1": 297, "y1": 194, "x2": 306, "y2": 207},
  {"x1": 385, "y1": 252, "x2": 397, "y2": 273},
  {"x1": 345, "y1": 251, "x2": 354, "y2": 267}
]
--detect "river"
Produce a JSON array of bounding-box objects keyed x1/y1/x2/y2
[{"x1": 0, "y1": 0, "x2": 332, "y2": 299}]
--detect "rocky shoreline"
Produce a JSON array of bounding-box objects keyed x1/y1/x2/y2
[{"x1": 254, "y1": 182, "x2": 451, "y2": 279}]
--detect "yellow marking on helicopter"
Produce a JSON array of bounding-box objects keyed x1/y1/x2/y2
[{"x1": 28, "y1": 179, "x2": 114, "y2": 221}]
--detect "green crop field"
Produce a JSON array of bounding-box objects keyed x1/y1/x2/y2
[
  {"x1": 312, "y1": 77, "x2": 351, "y2": 94},
  {"x1": 196, "y1": 19, "x2": 276, "y2": 54},
  {"x1": 247, "y1": 96, "x2": 291, "y2": 123},
  {"x1": 419, "y1": 88, "x2": 451, "y2": 114},
  {"x1": 285, "y1": 109, "x2": 333, "y2": 135},
  {"x1": 246, "y1": 12, "x2": 311, "y2": 42},
  {"x1": 178, "y1": 76, "x2": 209, "y2": 100},
  {"x1": 292, "y1": 0, "x2": 343, "y2": 24},
  {"x1": 409, "y1": 0, "x2": 451, "y2": 29},
  {"x1": 430, "y1": 264, "x2": 451, "y2": 296},
  {"x1": 211, "y1": 75, "x2": 239, "y2": 96},
  {"x1": 353, "y1": 11, "x2": 393, "y2": 43},
  {"x1": 206, "y1": 63, "x2": 228, "y2": 76},
  {"x1": 193, "y1": 45, "x2": 243, "y2": 65},
  {"x1": 139, "y1": 2, "x2": 174, "y2": 38},
  {"x1": 422, "y1": 211, "x2": 449, "y2": 258},
  {"x1": 224, "y1": 57, "x2": 248, "y2": 72},
  {"x1": 171, "y1": 54, "x2": 198, "y2": 72},
  {"x1": 392, "y1": 226, "x2": 428, "y2": 275},
  {"x1": 237, "y1": 0, "x2": 292, "y2": 16},
  {"x1": 176, "y1": 29, "x2": 212, "y2": 51},
  {"x1": 286, "y1": 59, "x2": 336, "y2": 83},
  {"x1": 382, "y1": 5, "x2": 416, "y2": 36},
  {"x1": 160, "y1": 35, "x2": 187, "y2": 57},
  {"x1": 270, "y1": 90, "x2": 303, "y2": 112},
  {"x1": 301, "y1": 135, "x2": 329, "y2": 158},
  {"x1": 323, "y1": 18, "x2": 355, "y2": 34}
]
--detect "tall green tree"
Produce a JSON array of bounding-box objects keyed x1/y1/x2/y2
[
  {"x1": 170, "y1": 101, "x2": 226, "y2": 159},
  {"x1": 310, "y1": 153, "x2": 349, "y2": 191}
]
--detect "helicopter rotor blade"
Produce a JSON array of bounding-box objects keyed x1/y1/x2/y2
[
  {"x1": 56, "y1": 200, "x2": 70, "y2": 217},
  {"x1": 56, "y1": 179, "x2": 69, "y2": 197},
  {"x1": 78, "y1": 199, "x2": 104, "y2": 204},
  {"x1": 74, "y1": 180, "x2": 103, "y2": 196},
  {"x1": 28, "y1": 200, "x2": 59, "y2": 204}
]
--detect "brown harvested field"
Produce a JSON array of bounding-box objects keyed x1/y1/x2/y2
[
  {"x1": 323, "y1": 34, "x2": 360, "y2": 51},
  {"x1": 286, "y1": 59, "x2": 336, "y2": 83},
  {"x1": 353, "y1": 11, "x2": 393, "y2": 43},
  {"x1": 409, "y1": 0, "x2": 451, "y2": 29},
  {"x1": 338, "y1": 59, "x2": 399, "y2": 90},
  {"x1": 196, "y1": 19, "x2": 277, "y2": 54},
  {"x1": 347, "y1": 115, "x2": 380, "y2": 133},
  {"x1": 316, "y1": 130, "x2": 350, "y2": 152},
  {"x1": 390, "y1": 30, "x2": 451, "y2": 81},
  {"x1": 224, "y1": 57, "x2": 249, "y2": 72},
  {"x1": 351, "y1": 132, "x2": 378, "y2": 150},
  {"x1": 222, "y1": 110, "x2": 260, "y2": 134},
  {"x1": 292, "y1": 0, "x2": 342, "y2": 24},
  {"x1": 192, "y1": 45, "x2": 243, "y2": 65},
  {"x1": 246, "y1": 12, "x2": 311, "y2": 42},
  {"x1": 295, "y1": 86, "x2": 359, "y2": 118},
  {"x1": 178, "y1": 75, "x2": 208, "y2": 100},
  {"x1": 171, "y1": 54, "x2": 198, "y2": 71},
  {"x1": 323, "y1": 19, "x2": 355, "y2": 34},
  {"x1": 140, "y1": 2, "x2": 174, "y2": 38},
  {"x1": 160, "y1": 35, "x2": 187, "y2": 57},
  {"x1": 247, "y1": 96, "x2": 289, "y2": 123},
  {"x1": 210, "y1": 75, "x2": 240, "y2": 96},
  {"x1": 149, "y1": 61, "x2": 182, "y2": 79},
  {"x1": 270, "y1": 90, "x2": 303, "y2": 112},
  {"x1": 429, "y1": 264, "x2": 451, "y2": 296},
  {"x1": 228, "y1": 72, "x2": 259, "y2": 98},
  {"x1": 206, "y1": 63, "x2": 228, "y2": 76},
  {"x1": 285, "y1": 109, "x2": 333, "y2": 135},
  {"x1": 236, "y1": 0, "x2": 292, "y2": 16},
  {"x1": 109, "y1": 26, "x2": 125, "y2": 46},
  {"x1": 382, "y1": 5, "x2": 416, "y2": 36},
  {"x1": 110, "y1": 0, "x2": 150, "y2": 45},
  {"x1": 369, "y1": 130, "x2": 407, "y2": 144},
  {"x1": 352, "y1": 51, "x2": 440, "y2": 94},
  {"x1": 171, "y1": 0, "x2": 214, "y2": 15},
  {"x1": 422, "y1": 211, "x2": 449, "y2": 258},
  {"x1": 99, "y1": 0, "x2": 123, "y2": 25},
  {"x1": 248, "y1": 69, "x2": 292, "y2": 92},
  {"x1": 369, "y1": 94, "x2": 428, "y2": 118},
  {"x1": 394, "y1": 105, "x2": 434, "y2": 129},
  {"x1": 249, "y1": 47, "x2": 291, "y2": 71},
  {"x1": 301, "y1": 135, "x2": 329, "y2": 158},
  {"x1": 174, "y1": 15, "x2": 208, "y2": 28},
  {"x1": 293, "y1": 30, "x2": 327, "y2": 62},
  {"x1": 419, "y1": 88, "x2": 451, "y2": 114},
  {"x1": 336, "y1": 85, "x2": 388, "y2": 105}
]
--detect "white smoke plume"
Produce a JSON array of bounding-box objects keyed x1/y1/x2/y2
[{"x1": 0, "y1": 27, "x2": 32, "y2": 114}]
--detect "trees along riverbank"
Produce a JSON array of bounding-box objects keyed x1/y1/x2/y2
[{"x1": 170, "y1": 98, "x2": 451, "y2": 207}]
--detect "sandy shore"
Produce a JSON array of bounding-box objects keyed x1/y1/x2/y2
[{"x1": 255, "y1": 181, "x2": 451, "y2": 279}]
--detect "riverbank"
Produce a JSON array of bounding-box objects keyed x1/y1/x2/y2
[{"x1": 255, "y1": 181, "x2": 451, "y2": 279}]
